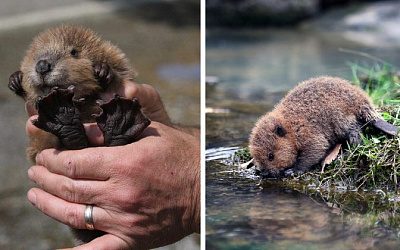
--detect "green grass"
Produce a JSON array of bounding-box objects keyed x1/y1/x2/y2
[{"x1": 350, "y1": 64, "x2": 400, "y2": 106}]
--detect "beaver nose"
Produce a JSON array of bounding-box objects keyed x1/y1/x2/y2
[
  {"x1": 254, "y1": 168, "x2": 268, "y2": 178},
  {"x1": 36, "y1": 60, "x2": 52, "y2": 75},
  {"x1": 254, "y1": 168, "x2": 281, "y2": 178}
]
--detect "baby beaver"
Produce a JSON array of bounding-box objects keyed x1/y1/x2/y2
[
  {"x1": 8, "y1": 25, "x2": 150, "y2": 243},
  {"x1": 249, "y1": 76, "x2": 398, "y2": 178}
]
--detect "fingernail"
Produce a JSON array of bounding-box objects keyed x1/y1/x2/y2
[
  {"x1": 28, "y1": 167, "x2": 34, "y2": 180},
  {"x1": 27, "y1": 190, "x2": 36, "y2": 205}
]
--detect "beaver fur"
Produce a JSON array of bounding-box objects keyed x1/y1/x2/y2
[{"x1": 249, "y1": 76, "x2": 398, "y2": 178}]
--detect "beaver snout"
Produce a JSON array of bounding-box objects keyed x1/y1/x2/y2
[
  {"x1": 36, "y1": 60, "x2": 52, "y2": 75},
  {"x1": 254, "y1": 167, "x2": 284, "y2": 179},
  {"x1": 254, "y1": 168, "x2": 272, "y2": 178},
  {"x1": 254, "y1": 165, "x2": 300, "y2": 179}
]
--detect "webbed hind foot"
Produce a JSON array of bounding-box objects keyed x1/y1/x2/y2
[
  {"x1": 32, "y1": 87, "x2": 88, "y2": 149},
  {"x1": 347, "y1": 130, "x2": 362, "y2": 145},
  {"x1": 94, "y1": 95, "x2": 150, "y2": 146}
]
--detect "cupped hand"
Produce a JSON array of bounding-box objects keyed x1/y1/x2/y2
[{"x1": 26, "y1": 119, "x2": 200, "y2": 250}]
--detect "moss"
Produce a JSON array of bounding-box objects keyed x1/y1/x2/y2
[{"x1": 233, "y1": 147, "x2": 251, "y2": 163}]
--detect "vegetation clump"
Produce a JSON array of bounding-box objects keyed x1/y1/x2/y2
[{"x1": 306, "y1": 65, "x2": 400, "y2": 192}]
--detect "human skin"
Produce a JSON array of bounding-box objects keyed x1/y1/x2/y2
[{"x1": 25, "y1": 81, "x2": 200, "y2": 250}]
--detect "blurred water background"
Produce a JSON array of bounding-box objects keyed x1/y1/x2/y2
[{"x1": 0, "y1": 0, "x2": 199, "y2": 249}]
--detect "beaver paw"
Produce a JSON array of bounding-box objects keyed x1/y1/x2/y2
[
  {"x1": 347, "y1": 130, "x2": 362, "y2": 145},
  {"x1": 32, "y1": 87, "x2": 88, "y2": 149},
  {"x1": 283, "y1": 168, "x2": 304, "y2": 177},
  {"x1": 93, "y1": 63, "x2": 114, "y2": 89},
  {"x1": 94, "y1": 95, "x2": 151, "y2": 146},
  {"x1": 8, "y1": 71, "x2": 26, "y2": 98}
]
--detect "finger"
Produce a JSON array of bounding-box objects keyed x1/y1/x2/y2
[
  {"x1": 133, "y1": 83, "x2": 171, "y2": 125},
  {"x1": 28, "y1": 165, "x2": 106, "y2": 205},
  {"x1": 83, "y1": 123, "x2": 104, "y2": 146},
  {"x1": 25, "y1": 102, "x2": 37, "y2": 116},
  {"x1": 27, "y1": 188, "x2": 113, "y2": 232},
  {"x1": 59, "y1": 234, "x2": 129, "y2": 250},
  {"x1": 100, "y1": 81, "x2": 171, "y2": 125},
  {"x1": 121, "y1": 80, "x2": 139, "y2": 99},
  {"x1": 99, "y1": 80, "x2": 138, "y2": 101},
  {"x1": 26, "y1": 115, "x2": 40, "y2": 136},
  {"x1": 36, "y1": 148, "x2": 111, "y2": 180}
]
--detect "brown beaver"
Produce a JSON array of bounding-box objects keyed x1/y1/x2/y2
[
  {"x1": 8, "y1": 25, "x2": 150, "y2": 243},
  {"x1": 249, "y1": 76, "x2": 398, "y2": 178}
]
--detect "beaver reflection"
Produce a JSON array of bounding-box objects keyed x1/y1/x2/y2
[{"x1": 246, "y1": 184, "x2": 377, "y2": 248}]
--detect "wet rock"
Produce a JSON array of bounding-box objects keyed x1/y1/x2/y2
[
  {"x1": 341, "y1": 1, "x2": 400, "y2": 47},
  {"x1": 206, "y1": 75, "x2": 220, "y2": 85}
]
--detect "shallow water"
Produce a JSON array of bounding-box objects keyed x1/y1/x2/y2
[
  {"x1": 206, "y1": 151, "x2": 400, "y2": 250},
  {"x1": 0, "y1": 0, "x2": 199, "y2": 249},
  {"x1": 206, "y1": 4, "x2": 400, "y2": 250}
]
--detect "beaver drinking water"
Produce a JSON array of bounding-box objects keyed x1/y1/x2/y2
[
  {"x1": 8, "y1": 25, "x2": 151, "y2": 243},
  {"x1": 249, "y1": 76, "x2": 398, "y2": 178}
]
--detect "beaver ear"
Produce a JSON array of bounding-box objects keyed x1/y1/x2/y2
[{"x1": 275, "y1": 125, "x2": 286, "y2": 137}]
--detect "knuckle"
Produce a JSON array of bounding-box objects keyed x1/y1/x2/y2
[
  {"x1": 133, "y1": 151, "x2": 149, "y2": 167},
  {"x1": 123, "y1": 82, "x2": 139, "y2": 99},
  {"x1": 115, "y1": 189, "x2": 139, "y2": 209},
  {"x1": 35, "y1": 151, "x2": 45, "y2": 165},
  {"x1": 64, "y1": 206, "x2": 81, "y2": 228},
  {"x1": 125, "y1": 216, "x2": 139, "y2": 231},
  {"x1": 35, "y1": 175, "x2": 45, "y2": 188},
  {"x1": 63, "y1": 158, "x2": 76, "y2": 178},
  {"x1": 60, "y1": 180, "x2": 76, "y2": 202}
]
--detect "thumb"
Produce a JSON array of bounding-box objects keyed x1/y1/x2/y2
[
  {"x1": 25, "y1": 102, "x2": 37, "y2": 117},
  {"x1": 83, "y1": 123, "x2": 104, "y2": 146}
]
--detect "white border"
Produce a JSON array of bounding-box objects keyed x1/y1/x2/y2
[{"x1": 200, "y1": 0, "x2": 206, "y2": 249}]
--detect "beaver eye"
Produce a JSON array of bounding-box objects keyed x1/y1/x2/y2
[
  {"x1": 268, "y1": 153, "x2": 274, "y2": 161},
  {"x1": 275, "y1": 125, "x2": 286, "y2": 137},
  {"x1": 70, "y1": 48, "x2": 79, "y2": 57}
]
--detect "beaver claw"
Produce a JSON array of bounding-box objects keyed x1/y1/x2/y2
[
  {"x1": 32, "y1": 88, "x2": 88, "y2": 149},
  {"x1": 94, "y1": 95, "x2": 151, "y2": 146},
  {"x1": 8, "y1": 71, "x2": 25, "y2": 98},
  {"x1": 93, "y1": 63, "x2": 114, "y2": 89}
]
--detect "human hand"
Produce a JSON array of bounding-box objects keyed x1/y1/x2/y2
[
  {"x1": 26, "y1": 119, "x2": 200, "y2": 250},
  {"x1": 25, "y1": 80, "x2": 172, "y2": 126}
]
